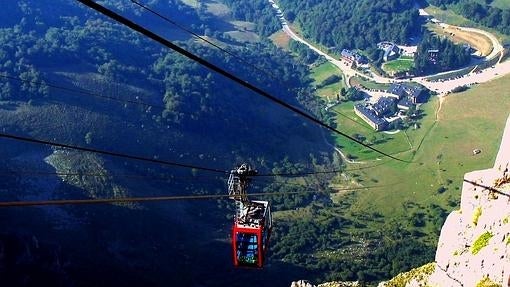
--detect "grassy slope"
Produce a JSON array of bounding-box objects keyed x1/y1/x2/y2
[
  {"x1": 349, "y1": 76, "x2": 391, "y2": 90},
  {"x1": 311, "y1": 62, "x2": 345, "y2": 100},
  {"x1": 269, "y1": 30, "x2": 291, "y2": 50},
  {"x1": 382, "y1": 58, "x2": 415, "y2": 74},
  {"x1": 180, "y1": 0, "x2": 199, "y2": 8},
  {"x1": 337, "y1": 74, "x2": 510, "y2": 241},
  {"x1": 424, "y1": 5, "x2": 472, "y2": 27},
  {"x1": 181, "y1": 0, "x2": 260, "y2": 43},
  {"x1": 332, "y1": 101, "x2": 417, "y2": 161}
]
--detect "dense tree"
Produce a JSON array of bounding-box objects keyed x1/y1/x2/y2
[
  {"x1": 221, "y1": 0, "x2": 281, "y2": 37},
  {"x1": 428, "y1": 0, "x2": 460, "y2": 5},
  {"x1": 345, "y1": 87, "x2": 365, "y2": 101},
  {"x1": 428, "y1": 0, "x2": 510, "y2": 35},
  {"x1": 220, "y1": 0, "x2": 423, "y2": 51},
  {"x1": 271, "y1": 206, "x2": 436, "y2": 283},
  {"x1": 413, "y1": 32, "x2": 471, "y2": 75},
  {"x1": 277, "y1": 0, "x2": 422, "y2": 50},
  {"x1": 289, "y1": 40, "x2": 320, "y2": 64}
]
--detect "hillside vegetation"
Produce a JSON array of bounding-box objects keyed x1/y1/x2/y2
[
  {"x1": 0, "y1": 1, "x2": 338, "y2": 286},
  {"x1": 0, "y1": 0, "x2": 331, "y2": 164},
  {"x1": 414, "y1": 32, "x2": 472, "y2": 75},
  {"x1": 427, "y1": 0, "x2": 510, "y2": 35},
  {"x1": 221, "y1": 0, "x2": 422, "y2": 51},
  {"x1": 3, "y1": 0, "x2": 510, "y2": 286}
]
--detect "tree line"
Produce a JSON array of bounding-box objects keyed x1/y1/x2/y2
[
  {"x1": 276, "y1": 0, "x2": 423, "y2": 50},
  {"x1": 428, "y1": 0, "x2": 510, "y2": 35},
  {"x1": 219, "y1": 0, "x2": 423, "y2": 50},
  {"x1": 271, "y1": 202, "x2": 436, "y2": 284},
  {"x1": 413, "y1": 32, "x2": 472, "y2": 75}
]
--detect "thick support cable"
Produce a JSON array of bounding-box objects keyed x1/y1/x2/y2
[
  {"x1": 0, "y1": 133, "x2": 227, "y2": 174},
  {"x1": 0, "y1": 185, "x2": 384, "y2": 207}
]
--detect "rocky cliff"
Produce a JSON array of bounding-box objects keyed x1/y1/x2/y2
[
  {"x1": 380, "y1": 115, "x2": 510, "y2": 287},
  {"x1": 290, "y1": 280, "x2": 360, "y2": 287},
  {"x1": 303, "y1": 115, "x2": 510, "y2": 287}
]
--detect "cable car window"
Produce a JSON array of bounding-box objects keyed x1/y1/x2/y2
[{"x1": 236, "y1": 232, "x2": 258, "y2": 265}]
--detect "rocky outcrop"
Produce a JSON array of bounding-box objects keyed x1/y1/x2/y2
[
  {"x1": 378, "y1": 263, "x2": 435, "y2": 287},
  {"x1": 305, "y1": 116, "x2": 510, "y2": 287},
  {"x1": 45, "y1": 149, "x2": 134, "y2": 207},
  {"x1": 290, "y1": 280, "x2": 360, "y2": 287},
  {"x1": 380, "y1": 115, "x2": 510, "y2": 287},
  {"x1": 425, "y1": 116, "x2": 510, "y2": 286},
  {"x1": 291, "y1": 280, "x2": 316, "y2": 287}
]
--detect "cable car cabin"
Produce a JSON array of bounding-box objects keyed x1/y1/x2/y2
[
  {"x1": 228, "y1": 163, "x2": 272, "y2": 268},
  {"x1": 232, "y1": 200, "x2": 272, "y2": 268}
]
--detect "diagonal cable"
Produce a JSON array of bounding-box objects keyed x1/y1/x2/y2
[
  {"x1": 0, "y1": 132, "x2": 227, "y2": 174},
  {"x1": 0, "y1": 184, "x2": 385, "y2": 207}
]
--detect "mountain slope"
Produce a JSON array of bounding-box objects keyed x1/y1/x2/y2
[
  {"x1": 0, "y1": 1, "x2": 336, "y2": 286},
  {"x1": 378, "y1": 115, "x2": 510, "y2": 286}
]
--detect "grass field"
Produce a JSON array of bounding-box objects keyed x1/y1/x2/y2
[
  {"x1": 205, "y1": 1, "x2": 230, "y2": 17},
  {"x1": 330, "y1": 73, "x2": 510, "y2": 242},
  {"x1": 331, "y1": 101, "x2": 418, "y2": 161},
  {"x1": 426, "y1": 23, "x2": 493, "y2": 56},
  {"x1": 224, "y1": 31, "x2": 259, "y2": 42},
  {"x1": 226, "y1": 21, "x2": 259, "y2": 42},
  {"x1": 424, "y1": 6, "x2": 472, "y2": 27},
  {"x1": 382, "y1": 57, "x2": 415, "y2": 74},
  {"x1": 349, "y1": 76, "x2": 391, "y2": 90},
  {"x1": 230, "y1": 20, "x2": 256, "y2": 31},
  {"x1": 311, "y1": 62, "x2": 345, "y2": 100}
]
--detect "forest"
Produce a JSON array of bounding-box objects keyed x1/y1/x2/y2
[
  {"x1": 223, "y1": 0, "x2": 423, "y2": 50},
  {"x1": 0, "y1": 0, "x2": 331, "y2": 162},
  {"x1": 221, "y1": 0, "x2": 281, "y2": 37},
  {"x1": 427, "y1": 0, "x2": 510, "y2": 34},
  {"x1": 0, "y1": 0, "x2": 443, "y2": 286},
  {"x1": 413, "y1": 33, "x2": 472, "y2": 75},
  {"x1": 0, "y1": 1, "x2": 338, "y2": 285}
]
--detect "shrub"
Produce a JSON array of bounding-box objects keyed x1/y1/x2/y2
[
  {"x1": 471, "y1": 231, "x2": 493, "y2": 255},
  {"x1": 475, "y1": 276, "x2": 501, "y2": 287},
  {"x1": 472, "y1": 206, "x2": 482, "y2": 226}
]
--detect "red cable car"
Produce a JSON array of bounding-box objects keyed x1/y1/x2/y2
[{"x1": 228, "y1": 164, "x2": 273, "y2": 268}]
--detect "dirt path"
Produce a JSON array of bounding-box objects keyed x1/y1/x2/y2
[
  {"x1": 320, "y1": 129, "x2": 365, "y2": 164},
  {"x1": 436, "y1": 94, "x2": 446, "y2": 121}
]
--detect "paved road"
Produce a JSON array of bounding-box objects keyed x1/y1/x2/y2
[
  {"x1": 270, "y1": 1, "x2": 510, "y2": 94},
  {"x1": 440, "y1": 24, "x2": 503, "y2": 59},
  {"x1": 281, "y1": 25, "x2": 359, "y2": 79},
  {"x1": 419, "y1": 8, "x2": 503, "y2": 60}
]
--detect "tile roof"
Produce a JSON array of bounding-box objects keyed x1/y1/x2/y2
[{"x1": 355, "y1": 104, "x2": 387, "y2": 126}]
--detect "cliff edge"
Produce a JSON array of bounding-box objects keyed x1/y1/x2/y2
[
  {"x1": 381, "y1": 115, "x2": 510, "y2": 287},
  {"x1": 296, "y1": 116, "x2": 510, "y2": 287},
  {"x1": 427, "y1": 115, "x2": 510, "y2": 286}
]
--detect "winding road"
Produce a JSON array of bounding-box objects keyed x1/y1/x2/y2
[
  {"x1": 280, "y1": 24, "x2": 361, "y2": 82},
  {"x1": 269, "y1": 1, "x2": 510, "y2": 95}
]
